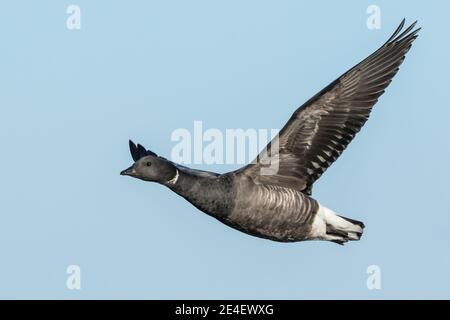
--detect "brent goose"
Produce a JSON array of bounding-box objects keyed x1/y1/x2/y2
[{"x1": 121, "y1": 20, "x2": 419, "y2": 244}]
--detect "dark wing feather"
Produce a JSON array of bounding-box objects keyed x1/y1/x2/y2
[
  {"x1": 239, "y1": 20, "x2": 420, "y2": 195},
  {"x1": 129, "y1": 140, "x2": 141, "y2": 161},
  {"x1": 128, "y1": 140, "x2": 157, "y2": 161}
]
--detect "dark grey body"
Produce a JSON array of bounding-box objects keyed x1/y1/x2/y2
[{"x1": 164, "y1": 168, "x2": 318, "y2": 242}]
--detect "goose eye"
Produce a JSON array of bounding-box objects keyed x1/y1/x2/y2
[{"x1": 146, "y1": 162, "x2": 152, "y2": 167}]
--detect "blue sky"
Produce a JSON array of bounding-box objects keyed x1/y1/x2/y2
[{"x1": 0, "y1": 1, "x2": 449, "y2": 299}]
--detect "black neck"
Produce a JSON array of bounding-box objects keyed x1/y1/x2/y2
[{"x1": 162, "y1": 166, "x2": 235, "y2": 219}]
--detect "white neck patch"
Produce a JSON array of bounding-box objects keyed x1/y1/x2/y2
[{"x1": 166, "y1": 169, "x2": 179, "y2": 185}]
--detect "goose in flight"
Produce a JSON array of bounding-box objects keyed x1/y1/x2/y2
[{"x1": 121, "y1": 20, "x2": 420, "y2": 244}]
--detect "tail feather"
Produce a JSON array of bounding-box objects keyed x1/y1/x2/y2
[
  {"x1": 312, "y1": 204, "x2": 365, "y2": 245},
  {"x1": 338, "y1": 215, "x2": 365, "y2": 229},
  {"x1": 326, "y1": 214, "x2": 365, "y2": 244}
]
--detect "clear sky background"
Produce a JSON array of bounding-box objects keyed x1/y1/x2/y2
[{"x1": 0, "y1": 1, "x2": 449, "y2": 299}]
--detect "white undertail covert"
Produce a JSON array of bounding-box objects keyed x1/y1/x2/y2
[{"x1": 310, "y1": 204, "x2": 364, "y2": 242}]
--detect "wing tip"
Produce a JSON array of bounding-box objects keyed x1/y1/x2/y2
[
  {"x1": 387, "y1": 19, "x2": 421, "y2": 45},
  {"x1": 127, "y1": 139, "x2": 158, "y2": 161},
  {"x1": 128, "y1": 139, "x2": 140, "y2": 161}
]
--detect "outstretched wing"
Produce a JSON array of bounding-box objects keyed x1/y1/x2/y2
[{"x1": 239, "y1": 19, "x2": 420, "y2": 195}]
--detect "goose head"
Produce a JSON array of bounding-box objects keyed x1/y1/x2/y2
[{"x1": 121, "y1": 140, "x2": 177, "y2": 183}]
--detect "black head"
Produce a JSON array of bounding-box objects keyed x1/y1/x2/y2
[{"x1": 121, "y1": 140, "x2": 176, "y2": 183}]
